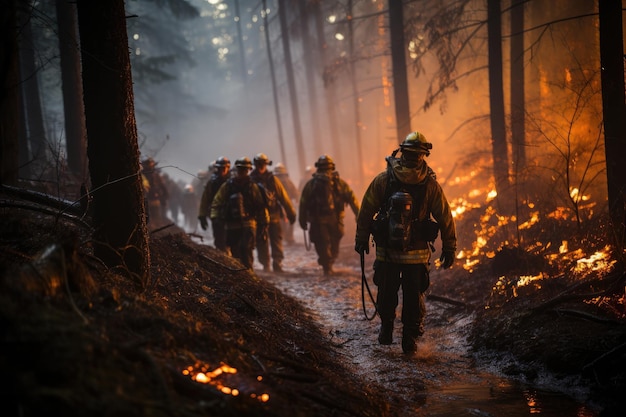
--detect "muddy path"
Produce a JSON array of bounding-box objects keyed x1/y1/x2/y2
[{"x1": 252, "y1": 237, "x2": 601, "y2": 417}]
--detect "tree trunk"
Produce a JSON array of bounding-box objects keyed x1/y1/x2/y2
[
  {"x1": 0, "y1": 0, "x2": 20, "y2": 186},
  {"x1": 312, "y1": 1, "x2": 341, "y2": 166},
  {"x1": 388, "y1": 0, "x2": 411, "y2": 140},
  {"x1": 487, "y1": 0, "x2": 510, "y2": 197},
  {"x1": 599, "y1": 0, "x2": 626, "y2": 248},
  {"x1": 510, "y1": 0, "x2": 525, "y2": 174},
  {"x1": 76, "y1": 0, "x2": 150, "y2": 285},
  {"x1": 262, "y1": 0, "x2": 287, "y2": 168},
  {"x1": 17, "y1": 3, "x2": 48, "y2": 177},
  {"x1": 297, "y1": 0, "x2": 323, "y2": 159},
  {"x1": 277, "y1": 0, "x2": 306, "y2": 175},
  {"x1": 347, "y1": 0, "x2": 364, "y2": 179},
  {"x1": 233, "y1": 0, "x2": 247, "y2": 86},
  {"x1": 56, "y1": 0, "x2": 87, "y2": 179}
]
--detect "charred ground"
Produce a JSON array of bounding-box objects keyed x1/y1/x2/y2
[{"x1": 1, "y1": 188, "x2": 626, "y2": 416}]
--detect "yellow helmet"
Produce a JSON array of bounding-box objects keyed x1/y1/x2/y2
[
  {"x1": 253, "y1": 153, "x2": 272, "y2": 166},
  {"x1": 401, "y1": 131, "x2": 432, "y2": 156},
  {"x1": 235, "y1": 157, "x2": 253, "y2": 169},
  {"x1": 273, "y1": 162, "x2": 287, "y2": 175},
  {"x1": 314, "y1": 155, "x2": 335, "y2": 171}
]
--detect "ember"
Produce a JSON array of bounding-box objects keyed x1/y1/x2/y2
[{"x1": 182, "y1": 362, "x2": 270, "y2": 402}]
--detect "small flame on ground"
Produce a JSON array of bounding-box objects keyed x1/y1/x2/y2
[
  {"x1": 574, "y1": 246, "x2": 615, "y2": 274},
  {"x1": 182, "y1": 362, "x2": 270, "y2": 402}
]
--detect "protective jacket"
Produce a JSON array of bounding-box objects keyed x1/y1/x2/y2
[
  {"x1": 355, "y1": 158, "x2": 456, "y2": 265},
  {"x1": 198, "y1": 173, "x2": 229, "y2": 220},
  {"x1": 299, "y1": 171, "x2": 360, "y2": 227},
  {"x1": 250, "y1": 170, "x2": 296, "y2": 224},
  {"x1": 210, "y1": 176, "x2": 269, "y2": 229}
]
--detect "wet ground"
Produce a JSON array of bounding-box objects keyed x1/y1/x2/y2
[{"x1": 238, "y1": 232, "x2": 603, "y2": 417}]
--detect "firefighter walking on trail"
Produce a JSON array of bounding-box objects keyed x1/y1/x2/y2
[
  {"x1": 354, "y1": 131, "x2": 457, "y2": 355},
  {"x1": 211, "y1": 157, "x2": 269, "y2": 270},
  {"x1": 273, "y1": 163, "x2": 299, "y2": 245},
  {"x1": 299, "y1": 155, "x2": 360, "y2": 275},
  {"x1": 250, "y1": 154, "x2": 297, "y2": 273},
  {"x1": 198, "y1": 156, "x2": 231, "y2": 253},
  {"x1": 141, "y1": 157, "x2": 169, "y2": 228}
]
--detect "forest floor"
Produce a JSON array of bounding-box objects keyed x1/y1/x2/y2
[{"x1": 1, "y1": 188, "x2": 626, "y2": 416}]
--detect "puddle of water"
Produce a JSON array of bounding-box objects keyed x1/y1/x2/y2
[{"x1": 414, "y1": 378, "x2": 600, "y2": 417}]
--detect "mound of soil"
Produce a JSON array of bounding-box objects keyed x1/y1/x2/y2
[{"x1": 0, "y1": 202, "x2": 401, "y2": 417}]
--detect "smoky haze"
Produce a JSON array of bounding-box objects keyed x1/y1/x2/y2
[
  {"x1": 28, "y1": 0, "x2": 606, "y2": 211},
  {"x1": 131, "y1": 0, "x2": 476, "y2": 201}
]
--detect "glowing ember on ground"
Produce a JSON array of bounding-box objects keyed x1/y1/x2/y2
[
  {"x1": 182, "y1": 362, "x2": 270, "y2": 402},
  {"x1": 574, "y1": 246, "x2": 616, "y2": 274}
]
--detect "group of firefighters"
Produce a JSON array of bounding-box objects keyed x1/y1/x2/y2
[
  {"x1": 196, "y1": 153, "x2": 359, "y2": 276},
  {"x1": 142, "y1": 130, "x2": 457, "y2": 355}
]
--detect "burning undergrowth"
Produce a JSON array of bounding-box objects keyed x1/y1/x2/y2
[
  {"x1": 0, "y1": 204, "x2": 397, "y2": 417},
  {"x1": 441, "y1": 179, "x2": 626, "y2": 413}
]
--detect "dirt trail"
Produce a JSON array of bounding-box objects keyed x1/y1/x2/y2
[{"x1": 255, "y1": 240, "x2": 600, "y2": 417}]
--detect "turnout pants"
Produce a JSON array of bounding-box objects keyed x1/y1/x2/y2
[
  {"x1": 227, "y1": 226, "x2": 256, "y2": 269},
  {"x1": 373, "y1": 261, "x2": 430, "y2": 336},
  {"x1": 255, "y1": 221, "x2": 284, "y2": 267}
]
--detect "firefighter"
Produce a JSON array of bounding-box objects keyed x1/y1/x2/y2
[
  {"x1": 210, "y1": 157, "x2": 269, "y2": 270},
  {"x1": 250, "y1": 154, "x2": 297, "y2": 272},
  {"x1": 198, "y1": 156, "x2": 231, "y2": 253},
  {"x1": 299, "y1": 155, "x2": 360, "y2": 275},
  {"x1": 354, "y1": 131, "x2": 457, "y2": 355},
  {"x1": 273, "y1": 163, "x2": 299, "y2": 245},
  {"x1": 141, "y1": 157, "x2": 169, "y2": 228}
]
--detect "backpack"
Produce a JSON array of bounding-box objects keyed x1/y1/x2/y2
[
  {"x1": 385, "y1": 191, "x2": 414, "y2": 251},
  {"x1": 371, "y1": 164, "x2": 439, "y2": 251},
  {"x1": 224, "y1": 181, "x2": 251, "y2": 221},
  {"x1": 256, "y1": 181, "x2": 277, "y2": 210},
  {"x1": 307, "y1": 175, "x2": 336, "y2": 216}
]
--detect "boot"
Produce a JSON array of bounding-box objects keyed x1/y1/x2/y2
[
  {"x1": 378, "y1": 321, "x2": 393, "y2": 345},
  {"x1": 272, "y1": 261, "x2": 283, "y2": 273},
  {"x1": 402, "y1": 327, "x2": 419, "y2": 354},
  {"x1": 262, "y1": 264, "x2": 270, "y2": 272}
]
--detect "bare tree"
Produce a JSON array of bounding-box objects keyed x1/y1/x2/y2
[
  {"x1": 313, "y1": 0, "x2": 342, "y2": 164},
  {"x1": 0, "y1": 0, "x2": 20, "y2": 186},
  {"x1": 487, "y1": 0, "x2": 510, "y2": 198},
  {"x1": 56, "y1": 0, "x2": 87, "y2": 179},
  {"x1": 298, "y1": 0, "x2": 323, "y2": 159},
  {"x1": 76, "y1": 0, "x2": 150, "y2": 285},
  {"x1": 510, "y1": 0, "x2": 525, "y2": 172},
  {"x1": 17, "y1": 2, "x2": 48, "y2": 177},
  {"x1": 277, "y1": 0, "x2": 306, "y2": 175},
  {"x1": 525, "y1": 62, "x2": 604, "y2": 228},
  {"x1": 388, "y1": 0, "x2": 411, "y2": 138},
  {"x1": 599, "y1": 0, "x2": 626, "y2": 248}
]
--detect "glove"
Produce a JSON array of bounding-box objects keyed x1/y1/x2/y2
[
  {"x1": 439, "y1": 250, "x2": 455, "y2": 269},
  {"x1": 288, "y1": 214, "x2": 296, "y2": 225},
  {"x1": 300, "y1": 221, "x2": 307, "y2": 231},
  {"x1": 355, "y1": 240, "x2": 369, "y2": 255},
  {"x1": 198, "y1": 216, "x2": 208, "y2": 231}
]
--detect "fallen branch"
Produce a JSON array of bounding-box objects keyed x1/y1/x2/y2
[
  {"x1": 149, "y1": 223, "x2": 176, "y2": 234},
  {"x1": 427, "y1": 293, "x2": 470, "y2": 308},
  {"x1": 582, "y1": 341, "x2": 626, "y2": 372},
  {"x1": 531, "y1": 271, "x2": 625, "y2": 312},
  {"x1": 1, "y1": 184, "x2": 86, "y2": 216},
  {"x1": 554, "y1": 308, "x2": 624, "y2": 325},
  {"x1": 187, "y1": 232, "x2": 204, "y2": 242},
  {"x1": 0, "y1": 199, "x2": 93, "y2": 231}
]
